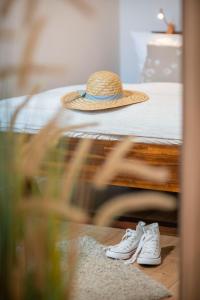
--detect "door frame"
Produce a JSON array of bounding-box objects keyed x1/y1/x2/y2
[{"x1": 181, "y1": 0, "x2": 200, "y2": 298}]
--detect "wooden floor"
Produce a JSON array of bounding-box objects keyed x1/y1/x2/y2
[{"x1": 69, "y1": 223, "x2": 179, "y2": 300}]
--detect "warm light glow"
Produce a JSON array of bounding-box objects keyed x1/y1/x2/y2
[
  {"x1": 157, "y1": 9, "x2": 165, "y2": 20},
  {"x1": 158, "y1": 12, "x2": 164, "y2": 20}
]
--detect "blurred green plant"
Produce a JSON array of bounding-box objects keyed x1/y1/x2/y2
[{"x1": 0, "y1": 104, "x2": 93, "y2": 299}]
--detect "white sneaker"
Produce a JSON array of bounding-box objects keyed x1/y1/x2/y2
[
  {"x1": 105, "y1": 221, "x2": 145, "y2": 260},
  {"x1": 125, "y1": 223, "x2": 161, "y2": 265}
]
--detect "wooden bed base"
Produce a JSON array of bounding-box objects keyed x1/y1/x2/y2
[{"x1": 67, "y1": 138, "x2": 181, "y2": 193}]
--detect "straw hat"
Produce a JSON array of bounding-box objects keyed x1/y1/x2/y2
[{"x1": 61, "y1": 71, "x2": 149, "y2": 111}]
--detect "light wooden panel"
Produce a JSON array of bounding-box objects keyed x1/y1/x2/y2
[{"x1": 181, "y1": 0, "x2": 200, "y2": 299}]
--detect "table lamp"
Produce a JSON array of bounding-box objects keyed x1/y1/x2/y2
[{"x1": 157, "y1": 8, "x2": 175, "y2": 34}]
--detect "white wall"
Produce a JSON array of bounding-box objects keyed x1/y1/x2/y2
[
  {"x1": 0, "y1": 0, "x2": 119, "y2": 98},
  {"x1": 0, "y1": 0, "x2": 182, "y2": 98},
  {"x1": 120, "y1": 0, "x2": 182, "y2": 82},
  {"x1": 37, "y1": 0, "x2": 120, "y2": 87}
]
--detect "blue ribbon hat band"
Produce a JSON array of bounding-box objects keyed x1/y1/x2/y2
[{"x1": 78, "y1": 90, "x2": 123, "y2": 102}]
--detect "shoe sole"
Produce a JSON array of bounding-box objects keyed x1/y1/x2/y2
[
  {"x1": 106, "y1": 249, "x2": 136, "y2": 260},
  {"x1": 137, "y1": 256, "x2": 161, "y2": 265}
]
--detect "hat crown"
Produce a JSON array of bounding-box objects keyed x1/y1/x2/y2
[{"x1": 86, "y1": 71, "x2": 122, "y2": 96}]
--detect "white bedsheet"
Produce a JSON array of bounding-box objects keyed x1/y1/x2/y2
[{"x1": 0, "y1": 82, "x2": 182, "y2": 144}]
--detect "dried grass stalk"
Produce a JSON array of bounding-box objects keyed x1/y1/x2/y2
[
  {"x1": 119, "y1": 160, "x2": 169, "y2": 182},
  {"x1": 93, "y1": 137, "x2": 169, "y2": 189},
  {"x1": 93, "y1": 137, "x2": 133, "y2": 188},
  {"x1": 24, "y1": 218, "x2": 46, "y2": 289},
  {"x1": 26, "y1": 65, "x2": 64, "y2": 74},
  {"x1": 24, "y1": 0, "x2": 39, "y2": 25},
  {"x1": 60, "y1": 138, "x2": 93, "y2": 203},
  {"x1": 0, "y1": 29, "x2": 15, "y2": 39},
  {"x1": 0, "y1": 0, "x2": 15, "y2": 17},
  {"x1": 64, "y1": 225, "x2": 79, "y2": 299},
  {"x1": 65, "y1": 0, "x2": 94, "y2": 16},
  {"x1": 18, "y1": 18, "x2": 46, "y2": 88},
  {"x1": 0, "y1": 65, "x2": 64, "y2": 80},
  {"x1": 93, "y1": 192, "x2": 176, "y2": 226},
  {"x1": 11, "y1": 249, "x2": 25, "y2": 300},
  {"x1": 21, "y1": 118, "x2": 96, "y2": 177},
  {"x1": 9, "y1": 85, "x2": 39, "y2": 130},
  {"x1": 20, "y1": 109, "x2": 62, "y2": 175},
  {"x1": 18, "y1": 200, "x2": 89, "y2": 223},
  {"x1": 0, "y1": 66, "x2": 21, "y2": 79},
  {"x1": 76, "y1": 178, "x2": 91, "y2": 211}
]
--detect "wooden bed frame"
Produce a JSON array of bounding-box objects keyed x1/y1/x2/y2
[{"x1": 67, "y1": 137, "x2": 181, "y2": 193}]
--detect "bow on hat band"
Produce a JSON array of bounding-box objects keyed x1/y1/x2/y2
[{"x1": 78, "y1": 90, "x2": 123, "y2": 101}]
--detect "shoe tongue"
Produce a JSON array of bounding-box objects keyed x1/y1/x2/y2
[
  {"x1": 144, "y1": 223, "x2": 158, "y2": 235},
  {"x1": 136, "y1": 221, "x2": 145, "y2": 233}
]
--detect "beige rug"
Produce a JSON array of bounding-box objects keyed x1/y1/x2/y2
[{"x1": 58, "y1": 236, "x2": 171, "y2": 300}]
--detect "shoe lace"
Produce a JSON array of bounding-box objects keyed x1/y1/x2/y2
[
  {"x1": 122, "y1": 229, "x2": 136, "y2": 240},
  {"x1": 124, "y1": 231, "x2": 158, "y2": 265},
  {"x1": 104, "y1": 228, "x2": 136, "y2": 251}
]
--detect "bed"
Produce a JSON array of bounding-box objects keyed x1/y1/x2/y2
[{"x1": 0, "y1": 82, "x2": 182, "y2": 192}]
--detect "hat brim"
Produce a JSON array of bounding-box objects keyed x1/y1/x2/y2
[{"x1": 61, "y1": 90, "x2": 149, "y2": 111}]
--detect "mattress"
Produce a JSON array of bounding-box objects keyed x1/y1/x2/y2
[{"x1": 0, "y1": 82, "x2": 182, "y2": 145}]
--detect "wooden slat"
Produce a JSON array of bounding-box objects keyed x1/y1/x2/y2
[
  {"x1": 14, "y1": 133, "x2": 180, "y2": 192},
  {"x1": 65, "y1": 138, "x2": 181, "y2": 192}
]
